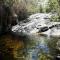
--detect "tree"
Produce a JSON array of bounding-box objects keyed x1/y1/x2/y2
[
  {"x1": 0, "y1": 1, "x2": 18, "y2": 34},
  {"x1": 47, "y1": 0, "x2": 60, "y2": 21}
]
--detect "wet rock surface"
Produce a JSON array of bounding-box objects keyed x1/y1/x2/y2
[{"x1": 12, "y1": 13, "x2": 60, "y2": 36}]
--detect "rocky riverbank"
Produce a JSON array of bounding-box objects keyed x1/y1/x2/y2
[{"x1": 11, "y1": 13, "x2": 60, "y2": 37}]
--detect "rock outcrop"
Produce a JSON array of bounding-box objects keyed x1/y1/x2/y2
[{"x1": 11, "y1": 13, "x2": 60, "y2": 36}]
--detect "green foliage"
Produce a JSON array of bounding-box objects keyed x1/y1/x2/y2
[
  {"x1": 3, "y1": 0, "x2": 15, "y2": 7},
  {"x1": 1, "y1": 0, "x2": 60, "y2": 21},
  {"x1": 39, "y1": 5, "x2": 43, "y2": 13},
  {"x1": 48, "y1": 0, "x2": 59, "y2": 12},
  {"x1": 38, "y1": 53, "x2": 53, "y2": 60},
  {"x1": 47, "y1": 0, "x2": 60, "y2": 21},
  {"x1": 50, "y1": 15, "x2": 59, "y2": 22}
]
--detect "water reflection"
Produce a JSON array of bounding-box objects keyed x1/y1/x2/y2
[
  {"x1": 25, "y1": 34, "x2": 60, "y2": 60},
  {"x1": 0, "y1": 33, "x2": 60, "y2": 60}
]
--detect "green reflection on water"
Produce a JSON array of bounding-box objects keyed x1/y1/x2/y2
[{"x1": 0, "y1": 34, "x2": 60, "y2": 60}]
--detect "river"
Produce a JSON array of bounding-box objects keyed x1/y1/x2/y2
[
  {"x1": 0, "y1": 33, "x2": 60, "y2": 60},
  {"x1": 24, "y1": 34, "x2": 60, "y2": 60}
]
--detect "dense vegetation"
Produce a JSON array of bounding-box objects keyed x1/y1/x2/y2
[
  {"x1": 0, "y1": 0, "x2": 60, "y2": 34},
  {"x1": 0, "y1": 0, "x2": 60, "y2": 21}
]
